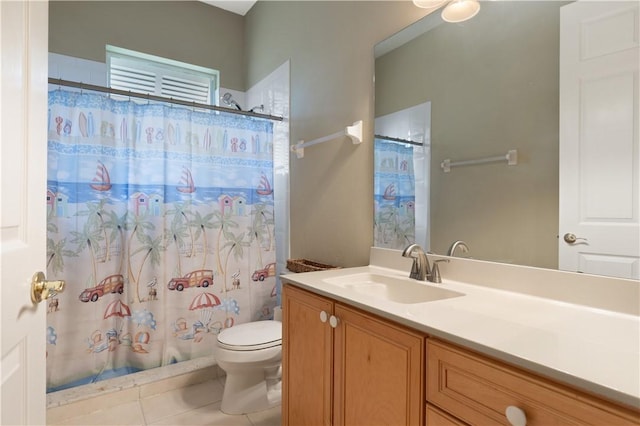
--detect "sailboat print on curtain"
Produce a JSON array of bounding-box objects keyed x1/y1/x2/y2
[
  {"x1": 46, "y1": 89, "x2": 276, "y2": 393},
  {"x1": 90, "y1": 161, "x2": 112, "y2": 191},
  {"x1": 382, "y1": 183, "x2": 396, "y2": 201},
  {"x1": 256, "y1": 172, "x2": 273, "y2": 196},
  {"x1": 177, "y1": 167, "x2": 196, "y2": 194}
]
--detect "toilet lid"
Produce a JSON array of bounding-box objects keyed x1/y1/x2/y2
[{"x1": 217, "y1": 320, "x2": 282, "y2": 351}]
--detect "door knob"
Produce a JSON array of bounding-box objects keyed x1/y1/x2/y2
[
  {"x1": 563, "y1": 233, "x2": 588, "y2": 244},
  {"x1": 31, "y1": 271, "x2": 65, "y2": 304}
]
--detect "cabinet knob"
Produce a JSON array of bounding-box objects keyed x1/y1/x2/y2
[
  {"x1": 505, "y1": 406, "x2": 527, "y2": 426},
  {"x1": 320, "y1": 310, "x2": 328, "y2": 323},
  {"x1": 329, "y1": 315, "x2": 339, "y2": 328}
]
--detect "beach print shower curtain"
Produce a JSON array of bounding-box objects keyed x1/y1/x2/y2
[
  {"x1": 46, "y1": 90, "x2": 276, "y2": 392},
  {"x1": 374, "y1": 138, "x2": 416, "y2": 249}
]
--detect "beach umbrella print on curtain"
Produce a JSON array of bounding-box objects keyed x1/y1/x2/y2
[
  {"x1": 189, "y1": 292, "x2": 221, "y2": 327},
  {"x1": 104, "y1": 299, "x2": 132, "y2": 334}
]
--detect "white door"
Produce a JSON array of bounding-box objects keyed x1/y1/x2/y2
[
  {"x1": 1, "y1": 1, "x2": 50, "y2": 424},
  {"x1": 559, "y1": 1, "x2": 640, "y2": 279}
]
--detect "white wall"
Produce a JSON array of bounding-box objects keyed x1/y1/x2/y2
[
  {"x1": 49, "y1": 53, "x2": 107, "y2": 86},
  {"x1": 246, "y1": 61, "x2": 291, "y2": 302}
]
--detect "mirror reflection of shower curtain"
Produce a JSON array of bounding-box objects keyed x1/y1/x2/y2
[
  {"x1": 374, "y1": 102, "x2": 431, "y2": 250},
  {"x1": 374, "y1": 139, "x2": 416, "y2": 249},
  {"x1": 45, "y1": 89, "x2": 277, "y2": 392}
]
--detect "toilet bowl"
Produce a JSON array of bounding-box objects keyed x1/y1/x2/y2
[{"x1": 214, "y1": 320, "x2": 282, "y2": 415}]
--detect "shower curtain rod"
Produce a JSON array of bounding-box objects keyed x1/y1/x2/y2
[
  {"x1": 374, "y1": 134, "x2": 423, "y2": 146},
  {"x1": 48, "y1": 78, "x2": 284, "y2": 122}
]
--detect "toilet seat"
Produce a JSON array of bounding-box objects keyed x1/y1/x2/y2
[{"x1": 217, "y1": 320, "x2": 282, "y2": 351}]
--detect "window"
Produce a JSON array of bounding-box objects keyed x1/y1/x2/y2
[{"x1": 106, "y1": 45, "x2": 219, "y2": 105}]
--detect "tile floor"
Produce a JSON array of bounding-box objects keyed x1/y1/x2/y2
[{"x1": 47, "y1": 376, "x2": 282, "y2": 426}]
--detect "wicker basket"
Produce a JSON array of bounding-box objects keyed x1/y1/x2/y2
[{"x1": 286, "y1": 258, "x2": 340, "y2": 273}]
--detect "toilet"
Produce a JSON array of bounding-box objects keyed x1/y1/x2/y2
[{"x1": 214, "y1": 320, "x2": 282, "y2": 415}]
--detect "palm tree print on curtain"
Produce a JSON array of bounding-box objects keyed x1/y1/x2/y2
[{"x1": 45, "y1": 90, "x2": 276, "y2": 392}]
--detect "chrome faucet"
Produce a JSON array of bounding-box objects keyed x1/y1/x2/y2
[
  {"x1": 447, "y1": 240, "x2": 470, "y2": 257},
  {"x1": 402, "y1": 244, "x2": 432, "y2": 281}
]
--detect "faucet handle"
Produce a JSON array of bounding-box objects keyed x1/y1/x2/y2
[{"x1": 430, "y1": 259, "x2": 450, "y2": 283}]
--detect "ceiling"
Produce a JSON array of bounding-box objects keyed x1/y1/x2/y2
[{"x1": 199, "y1": 0, "x2": 257, "y2": 16}]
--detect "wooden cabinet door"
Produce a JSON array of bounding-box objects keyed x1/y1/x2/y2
[
  {"x1": 333, "y1": 303, "x2": 424, "y2": 426},
  {"x1": 282, "y1": 284, "x2": 334, "y2": 426}
]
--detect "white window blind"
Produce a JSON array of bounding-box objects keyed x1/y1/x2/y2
[{"x1": 106, "y1": 45, "x2": 219, "y2": 105}]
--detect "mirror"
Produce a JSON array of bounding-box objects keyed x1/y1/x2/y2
[
  {"x1": 375, "y1": 1, "x2": 564, "y2": 269},
  {"x1": 374, "y1": 1, "x2": 636, "y2": 276}
]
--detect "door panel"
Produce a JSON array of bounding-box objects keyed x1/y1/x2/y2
[
  {"x1": 559, "y1": 1, "x2": 640, "y2": 279},
  {"x1": 282, "y1": 285, "x2": 333, "y2": 426},
  {"x1": 1, "y1": 1, "x2": 49, "y2": 424},
  {"x1": 333, "y1": 304, "x2": 423, "y2": 426}
]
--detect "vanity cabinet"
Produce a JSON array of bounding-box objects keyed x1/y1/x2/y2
[
  {"x1": 426, "y1": 339, "x2": 640, "y2": 425},
  {"x1": 282, "y1": 284, "x2": 424, "y2": 426},
  {"x1": 283, "y1": 282, "x2": 639, "y2": 426}
]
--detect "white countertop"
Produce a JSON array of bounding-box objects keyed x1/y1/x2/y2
[{"x1": 281, "y1": 259, "x2": 640, "y2": 410}]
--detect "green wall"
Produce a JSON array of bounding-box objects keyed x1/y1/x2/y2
[
  {"x1": 245, "y1": 1, "x2": 428, "y2": 266},
  {"x1": 49, "y1": 1, "x2": 246, "y2": 90}
]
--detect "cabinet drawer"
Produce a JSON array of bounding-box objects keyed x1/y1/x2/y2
[
  {"x1": 426, "y1": 339, "x2": 640, "y2": 426},
  {"x1": 427, "y1": 404, "x2": 468, "y2": 426}
]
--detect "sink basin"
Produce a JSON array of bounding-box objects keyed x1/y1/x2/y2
[{"x1": 323, "y1": 273, "x2": 464, "y2": 304}]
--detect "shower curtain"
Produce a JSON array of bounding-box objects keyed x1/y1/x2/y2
[
  {"x1": 374, "y1": 138, "x2": 416, "y2": 249},
  {"x1": 45, "y1": 90, "x2": 276, "y2": 392}
]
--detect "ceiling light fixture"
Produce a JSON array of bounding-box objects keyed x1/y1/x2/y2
[
  {"x1": 412, "y1": 0, "x2": 449, "y2": 10},
  {"x1": 441, "y1": 0, "x2": 481, "y2": 22},
  {"x1": 413, "y1": 0, "x2": 480, "y2": 23}
]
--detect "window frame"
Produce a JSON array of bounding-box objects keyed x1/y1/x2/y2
[{"x1": 106, "y1": 45, "x2": 220, "y2": 105}]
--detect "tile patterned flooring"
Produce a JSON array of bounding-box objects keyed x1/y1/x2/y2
[{"x1": 47, "y1": 376, "x2": 282, "y2": 426}]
